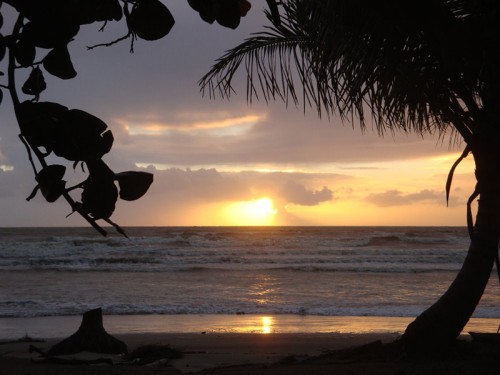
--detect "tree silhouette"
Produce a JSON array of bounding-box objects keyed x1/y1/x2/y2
[
  {"x1": 0, "y1": 0, "x2": 250, "y2": 236},
  {"x1": 200, "y1": 0, "x2": 500, "y2": 354}
]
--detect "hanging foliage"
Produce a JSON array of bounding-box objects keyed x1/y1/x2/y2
[{"x1": 1, "y1": 0, "x2": 251, "y2": 236}]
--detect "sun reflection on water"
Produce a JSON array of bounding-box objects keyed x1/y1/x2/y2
[
  {"x1": 232, "y1": 315, "x2": 275, "y2": 334},
  {"x1": 261, "y1": 316, "x2": 273, "y2": 334}
]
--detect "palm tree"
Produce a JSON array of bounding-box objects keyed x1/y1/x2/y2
[{"x1": 200, "y1": 0, "x2": 500, "y2": 354}]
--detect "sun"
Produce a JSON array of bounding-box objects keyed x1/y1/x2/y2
[{"x1": 224, "y1": 198, "x2": 278, "y2": 225}]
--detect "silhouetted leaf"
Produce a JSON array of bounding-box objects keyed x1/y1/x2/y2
[
  {"x1": 15, "y1": 39, "x2": 36, "y2": 67},
  {"x1": 36, "y1": 164, "x2": 67, "y2": 202},
  {"x1": 37, "y1": 164, "x2": 66, "y2": 182},
  {"x1": 81, "y1": 160, "x2": 118, "y2": 219},
  {"x1": 115, "y1": 171, "x2": 154, "y2": 201},
  {"x1": 81, "y1": 181, "x2": 117, "y2": 219},
  {"x1": 128, "y1": 0, "x2": 175, "y2": 41},
  {"x1": 10, "y1": 1, "x2": 46, "y2": 22},
  {"x1": 19, "y1": 101, "x2": 69, "y2": 152},
  {"x1": 77, "y1": 0, "x2": 123, "y2": 24},
  {"x1": 0, "y1": 89, "x2": 3, "y2": 106},
  {"x1": 22, "y1": 20, "x2": 79, "y2": 49},
  {"x1": 87, "y1": 158, "x2": 116, "y2": 181},
  {"x1": 238, "y1": 0, "x2": 251, "y2": 17},
  {"x1": 43, "y1": 45, "x2": 77, "y2": 80},
  {"x1": 53, "y1": 109, "x2": 113, "y2": 161},
  {"x1": 188, "y1": 0, "x2": 250, "y2": 28},
  {"x1": 187, "y1": 0, "x2": 216, "y2": 24},
  {"x1": 187, "y1": 0, "x2": 202, "y2": 12},
  {"x1": 22, "y1": 67, "x2": 47, "y2": 96},
  {"x1": 103, "y1": 0, "x2": 123, "y2": 21},
  {"x1": 0, "y1": 34, "x2": 6, "y2": 62},
  {"x1": 215, "y1": 2, "x2": 241, "y2": 29}
]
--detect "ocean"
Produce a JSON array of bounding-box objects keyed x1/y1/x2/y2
[{"x1": 1, "y1": 226, "x2": 499, "y2": 337}]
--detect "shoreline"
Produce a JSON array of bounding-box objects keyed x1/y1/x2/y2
[{"x1": 1, "y1": 314, "x2": 499, "y2": 340}]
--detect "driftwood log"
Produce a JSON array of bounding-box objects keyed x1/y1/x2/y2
[{"x1": 47, "y1": 308, "x2": 127, "y2": 356}]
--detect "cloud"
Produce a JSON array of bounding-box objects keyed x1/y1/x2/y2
[
  {"x1": 338, "y1": 166, "x2": 386, "y2": 170},
  {"x1": 149, "y1": 167, "x2": 249, "y2": 202},
  {"x1": 104, "y1": 167, "x2": 340, "y2": 226},
  {"x1": 146, "y1": 168, "x2": 337, "y2": 205},
  {"x1": 365, "y1": 189, "x2": 449, "y2": 207},
  {"x1": 280, "y1": 181, "x2": 333, "y2": 206},
  {"x1": 0, "y1": 167, "x2": 32, "y2": 198},
  {"x1": 105, "y1": 105, "x2": 458, "y2": 172},
  {"x1": 115, "y1": 113, "x2": 266, "y2": 136}
]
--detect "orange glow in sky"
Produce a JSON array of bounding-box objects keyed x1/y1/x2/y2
[
  {"x1": 122, "y1": 151, "x2": 476, "y2": 227},
  {"x1": 223, "y1": 198, "x2": 278, "y2": 226}
]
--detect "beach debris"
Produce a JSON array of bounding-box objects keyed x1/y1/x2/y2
[
  {"x1": 30, "y1": 344, "x2": 113, "y2": 365},
  {"x1": 123, "y1": 344, "x2": 183, "y2": 366},
  {"x1": 303, "y1": 340, "x2": 397, "y2": 364},
  {"x1": 47, "y1": 308, "x2": 127, "y2": 356},
  {"x1": 469, "y1": 332, "x2": 500, "y2": 346},
  {"x1": 0, "y1": 333, "x2": 45, "y2": 345}
]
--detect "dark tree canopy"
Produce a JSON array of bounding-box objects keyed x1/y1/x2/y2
[{"x1": 0, "y1": 0, "x2": 251, "y2": 235}]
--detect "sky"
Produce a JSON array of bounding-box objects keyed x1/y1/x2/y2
[{"x1": 0, "y1": 1, "x2": 477, "y2": 228}]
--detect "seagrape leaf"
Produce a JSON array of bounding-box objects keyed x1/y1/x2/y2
[
  {"x1": 36, "y1": 164, "x2": 66, "y2": 183},
  {"x1": 15, "y1": 39, "x2": 36, "y2": 67},
  {"x1": 215, "y1": 3, "x2": 241, "y2": 29},
  {"x1": 0, "y1": 34, "x2": 6, "y2": 63},
  {"x1": 128, "y1": 0, "x2": 175, "y2": 41},
  {"x1": 19, "y1": 101, "x2": 69, "y2": 152},
  {"x1": 188, "y1": 0, "x2": 251, "y2": 29},
  {"x1": 187, "y1": 0, "x2": 202, "y2": 12},
  {"x1": 81, "y1": 180, "x2": 118, "y2": 219},
  {"x1": 215, "y1": 0, "x2": 251, "y2": 29},
  {"x1": 22, "y1": 20, "x2": 79, "y2": 49},
  {"x1": 10, "y1": 1, "x2": 47, "y2": 22},
  {"x1": 36, "y1": 164, "x2": 67, "y2": 202},
  {"x1": 77, "y1": 0, "x2": 123, "y2": 24},
  {"x1": 187, "y1": 0, "x2": 216, "y2": 24},
  {"x1": 239, "y1": 0, "x2": 251, "y2": 17},
  {"x1": 43, "y1": 45, "x2": 77, "y2": 80},
  {"x1": 53, "y1": 109, "x2": 114, "y2": 161},
  {"x1": 87, "y1": 158, "x2": 116, "y2": 181},
  {"x1": 22, "y1": 67, "x2": 47, "y2": 96},
  {"x1": 81, "y1": 160, "x2": 118, "y2": 219},
  {"x1": 115, "y1": 171, "x2": 154, "y2": 201}
]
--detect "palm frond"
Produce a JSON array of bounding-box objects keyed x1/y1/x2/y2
[
  {"x1": 201, "y1": 0, "x2": 496, "y2": 141},
  {"x1": 200, "y1": 22, "x2": 326, "y2": 115}
]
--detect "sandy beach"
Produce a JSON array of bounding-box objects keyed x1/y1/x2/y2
[{"x1": 2, "y1": 330, "x2": 500, "y2": 375}]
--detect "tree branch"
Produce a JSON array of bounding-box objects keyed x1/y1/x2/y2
[{"x1": 87, "y1": 33, "x2": 131, "y2": 51}]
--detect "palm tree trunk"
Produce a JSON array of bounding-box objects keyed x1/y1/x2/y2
[{"x1": 401, "y1": 132, "x2": 500, "y2": 354}]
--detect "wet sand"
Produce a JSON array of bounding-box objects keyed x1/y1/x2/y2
[{"x1": 2, "y1": 331, "x2": 500, "y2": 375}]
